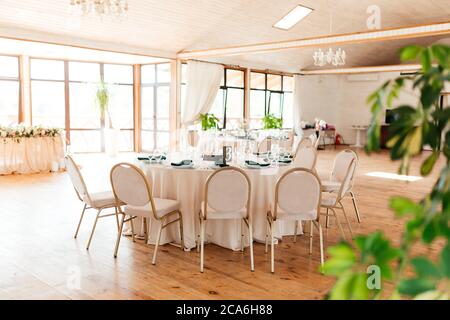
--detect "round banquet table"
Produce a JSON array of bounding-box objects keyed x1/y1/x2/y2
[{"x1": 134, "y1": 162, "x2": 303, "y2": 251}]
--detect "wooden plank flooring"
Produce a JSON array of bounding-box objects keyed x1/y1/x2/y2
[{"x1": 0, "y1": 147, "x2": 444, "y2": 300}]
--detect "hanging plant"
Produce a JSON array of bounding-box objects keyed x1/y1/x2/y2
[
  {"x1": 96, "y1": 80, "x2": 113, "y2": 129},
  {"x1": 200, "y1": 113, "x2": 220, "y2": 131},
  {"x1": 262, "y1": 114, "x2": 283, "y2": 129}
]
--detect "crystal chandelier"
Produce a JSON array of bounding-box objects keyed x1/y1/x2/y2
[
  {"x1": 312, "y1": 2, "x2": 346, "y2": 67},
  {"x1": 69, "y1": 0, "x2": 129, "y2": 17},
  {"x1": 313, "y1": 48, "x2": 346, "y2": 66}
]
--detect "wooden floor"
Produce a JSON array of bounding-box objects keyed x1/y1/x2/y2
[{"x1": 0, "y1": 147, "x2": 443, "y2": 300}]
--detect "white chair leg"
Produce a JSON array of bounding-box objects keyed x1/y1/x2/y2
[
  {"x1": 114, "y1": 215, "x2": 125, "y2": 258},
  {"x1": 270, "y1": 223, "x2": 275, "y2": 273},
  {"x1": 340, "y1": 204, "x2": 354, "y2": 239},
  {"x1": 197, "y1": 213, "x2": 201, "y2": 253},
  {"x1": 152, "y1": 219, "x2": 163, "y2": 265},
  {"x1": 247, "y1": 219, "x2": 254, "y2": 272},
  {"x1": 350, "y1": 191, "x2": 362, "y2": 223},
  {"x1": 86, "y1": 209, "x2": 101, "y2": 250},
  {"x1": 114, "y1": 206, "x2": 120, "y2": 231},
  {"x1": 200, "y1": 219, "x2": 205, "y2": 273},
  {"x1": 330, "y1": 208, "x2": 346, "y2": 241},
  {"x1": 74, "y1": 203, "x2": 87, "y2": 239},
  {"x1": 309, "y1": 220, "x2": 313, "y2": 255},
  {"x1": 130, "y1": 216, "x2": 136, "y2": 242},
  {"x1": 265, "y1": 218, "x2": 270, "y2": 254}
]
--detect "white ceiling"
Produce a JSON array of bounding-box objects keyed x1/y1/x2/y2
[{"x1": 0, "y1": 0, "x2": 449, "y2": 70}]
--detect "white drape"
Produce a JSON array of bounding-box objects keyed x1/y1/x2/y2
[
  {"x1": 293, "y1": 75, "x2": 303, "y2": 134},
  {"x1": 0, "y1": 136, "x2": 65, "y2": 175},
  {"x1": 181, "y1": 60, "x2": 224, "y2": 126}
]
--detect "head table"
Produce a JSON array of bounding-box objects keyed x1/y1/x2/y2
[
  {"x1": 134, "y1": 159, "x2": 302, "y2": 251},
  {"x1": 0, "y1": 136, "x2": 65, "y2": 175}
]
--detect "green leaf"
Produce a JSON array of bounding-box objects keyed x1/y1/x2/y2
[
  {"x1": 431, "y1": 44, "x2": 450, "y2": 67},
  {"x1": 350, "y1": 273, "x2": 370, "y2": 300},
  {"x1": 398, "y1": 278, "x2": 436, "y2": 296},
  {"x1": 440, "y1": 245, "x2": 450, "y2": 278},
  {"x1": 422, "y1": 219, "x2": 439, "y2": 243},
  {"x1": 421, "y1": 152, "x2": 439, "y2": 176},
  {"x1": 420, "y1": 48, "x2": 432, "y2": 72},
  {"x1": 328, "y1": 272, "x2": 355, "y2": 300},
  {"x1": 411, "y1": 257, "x2": 441, "y2": 279},
  {"x1": 400, "y1": 45, "x2": 423, "y2": 61},
  {"x1": 390, "y1": 197, "x2": 419, "y2": 217}
]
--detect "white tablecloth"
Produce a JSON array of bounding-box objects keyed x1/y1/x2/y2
[
  {"x1": 0, "y1": 136, "x2": 65, "y2": 175},
  {"x1": 137, "y1": 163, "x2": 302, "y2": 251}
]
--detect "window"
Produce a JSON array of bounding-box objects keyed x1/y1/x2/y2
[
  {"x1": 31, "y1": 59, "x2": 65, "y2": 128},
  {"x1": 0, "y1": 55, "x2": 20, "y2": 126},
  {"x1": 211, "y1": 68, "x2": 244, "y2": 129},
  {"x1": 104, "y1": 64, "x2": 134, "y2": 152},
  {"x1": 141, "y1": 63, "x2": 171, "y2": 151},
  {"x1": 249, "y1": 72, "x2": 294, "y2": 129}
]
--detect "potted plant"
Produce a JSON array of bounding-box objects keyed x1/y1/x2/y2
[
  {"x1": 96, "y1": 80, "x2": 119, "y2": 156},
  {"x1": 262, "y1": 114, "x2": 283, "y2": 130},
  {"x1": 200, "y1": 113, "x2": 220, "y2": 131}
]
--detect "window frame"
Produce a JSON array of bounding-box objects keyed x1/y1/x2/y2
[{"x1": 0, "y1": 54, "x2": 21, "y2": 125}]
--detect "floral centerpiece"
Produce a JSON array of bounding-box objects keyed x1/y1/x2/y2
[{"x1": 0, "y1": 124, "x2": 61, "y2": 142}]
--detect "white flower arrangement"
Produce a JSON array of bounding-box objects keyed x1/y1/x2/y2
[{"x1": 0, "y1": 124, "x2": 61, "y2": 142}]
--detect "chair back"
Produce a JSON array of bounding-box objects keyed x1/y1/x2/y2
[
  {"x1": 293, "y1": 145, "x2": 317, "y2": 170},
  {"x1": 331, "y1": 149, "x2": 358, "y2": 185},
  {"x1": 110, "y1": 163, "x2": 158, "y2": 218},
  {"x1": 293, "y1": 137, "x2": 312, "y2": 159},
  {"x1": 273, "y1": 168, "x2": 321, "y2": 220},
  {"x1": 309, "y1": 134, "x2": 318, "y2": 149},
  {"x1": 335, "y1": 158, "x2": 356, "y2": 202},
  {"x1": 64, "y1": 155, "x2": 90, "y2": 203},
  {"x1": 204, "y1": 167, "x2": 251, "y2": 219}
]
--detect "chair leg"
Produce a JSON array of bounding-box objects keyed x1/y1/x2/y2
[
  {"x1": 200, "y1": 219, "x2": 205, "y2": 273},
  {"x1": 86, "y1": 209, "x2": 101, "y2": 250},
  {"x1": 270, "y1": 223, "x2": 275, "y2": 273},
  {"x1": 130, "y1": 216, "x2": 136, "y2": 242},
  {"x1": 197, "y1": 213, "x2": 201, "y2": 253},
  {"x1": 350, "y1": 191, "x2": 362, "y2": 223},
  {"x1": 74, "y1": 204, "x2": 87, "y2": 239},
  {"x1": 309, "y1": 220, "x2": 314, "y2": 255},
  {"x1": 114, "y1": 206, "x2": 120, "y2": 231},
  {"x1": 340, "y1": 204, "x2": 354, "y2": 239},
  {"x1": 326, "y1": 208, "x2": 330, "y2": 228},
  {"x1": 330, "y1": 208, "x2": 346, "y2": 241},
  {"x1": 152, "y1": 219, "x2": 163, "y2": 265},
  {"x1": 293, "y1": 220, "x2": 298, "y2": 243},
  {"x1": 241, "y1": 219, "x2": 245, "y2": 252},
  {"x1": 265, "y1": 218, "x2": 270, "y2": 254},
  {"x1": 114, "y1": 214, "x2": 125, "y2": 258},
  {"x1": 143, "y1": 218, "x2": 148, "y2": 243},
  {"x1": 179, "y1": 211, "x2": 185, "y2": 251},
  {"x1": 314, "y1": 221, "x2": 325, "y2": 272},
  {"x1": 247, "y1": 219, "x2": 254, "y2": 272}
]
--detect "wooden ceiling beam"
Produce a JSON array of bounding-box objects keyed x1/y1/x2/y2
[{"x1": 178, "y1": 21, "x2": 450, "y2": 59}]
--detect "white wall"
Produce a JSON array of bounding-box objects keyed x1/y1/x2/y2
[{"x1": 298, "y1": 72, "x2": 420, "y2": 145}]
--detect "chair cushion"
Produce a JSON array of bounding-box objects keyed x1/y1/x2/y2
[
  {"x1": 84, "y1": 191, "x2": 117, "y2": 209},
  {"x1": 271, "y1": 207, "x2": 317, "y2": 221},
  {"x1": 321, "y1": 180, "x2": 341, "y2": 192},
  {"x1": 201, "y1": 201, "x2": 247, "y2": 220},
  {"x1": 321, "y1": 194, "x2": 338, "y2": 207},
  {"x1": 124, "y1": 198, "x2": 180, "y2": 218}
]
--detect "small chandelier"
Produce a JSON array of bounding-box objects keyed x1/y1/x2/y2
[
  {"x1": 312, "y1": 2, "x2": 346, "y2": 67},
  {"x1": 70, "y1": 0, "x2": 129, "y2": 17},
  {"x1": 313, "y1": 48, "x2": 346, "y2": 67}
]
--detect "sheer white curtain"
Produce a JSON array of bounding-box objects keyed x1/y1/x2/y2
[
  {"x1": 181, "y1": 60, "x2": 224, "y2": 126},
  {"x1": 292, "y1": 75, "x2": 303, "y2": 148}
]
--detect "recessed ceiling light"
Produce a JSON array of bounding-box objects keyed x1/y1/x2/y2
[{"x1": 273, "y1": 5, "x2": 313, "y2": 30}]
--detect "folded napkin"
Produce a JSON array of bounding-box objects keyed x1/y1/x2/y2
[
  {"x1": 214, "y1": 160, "x2": 229, "y2": 168},
  {"x1": 171, "y1": 160, "x2": 193, "y2": 167},
  {"x1": 278, "y1": 158, "x2": 292, "y2": 164},
  {"x1": 149, "y1": 155, "x2": 167, "y2": 161},
  {"x1": 245, "y1": 160, "x2": 270, "y2": 167},
  {"x1": 137, "y1": 156, "x2": 149, "y2": 161}
]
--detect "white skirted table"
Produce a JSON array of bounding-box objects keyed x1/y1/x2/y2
[
  {"x1": 0, "y1": 136, "x2": 65, "y2": 175},
  {"x1": 136, "y1": 162, "x2": 302, "y2": 251}
]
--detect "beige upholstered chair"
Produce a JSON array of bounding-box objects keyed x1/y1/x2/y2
[
  {"x1": 266, "y1": 168, "x2": 323, "y2": 273},
  {"x1": 292, "y1": 137, "x2": 313, "y2": 159},
  {"x1": 64, "y1": 155, "x2": 119, "y2": 250},
  {"x1": 292, "y1": 145, "x2": 317, "y2": 170},
  {"x1": 110, "y1": 163, "x2": 184, "y2": 264},
  {"x1": 322, "y1": 150, "x2": 361, "y2": 225},
  {"x1": 198, "y1": 167, "x2": 254, "y2": 273},
  {"x1": 320, "y1": 158, "x2": 356, "y2": 240}
]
